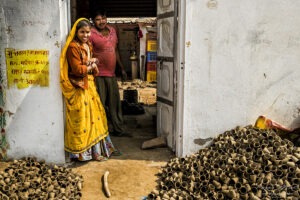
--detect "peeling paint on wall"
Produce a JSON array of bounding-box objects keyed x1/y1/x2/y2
[
  {"x1": 0, "y1": 0, "x2": 66, "y2": 163},
  {"x1": 0, "y1": 65, "x2": 9, "y2": 161}
]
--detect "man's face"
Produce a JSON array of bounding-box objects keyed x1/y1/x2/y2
[{"x1": 94, "y1": 15, "x2": 107, "y2": 30}]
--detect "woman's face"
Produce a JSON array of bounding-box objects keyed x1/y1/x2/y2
[{"x1": 76, "y1": 26, "x2": 91, "y2": 43}]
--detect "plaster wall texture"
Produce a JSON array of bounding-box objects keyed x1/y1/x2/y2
[
  {"x1": 183, "y1": 0, "x2": 300, "y2": 155},
  {"x1": 0, "y1": 0, "x2": 68, "y2": 163}
]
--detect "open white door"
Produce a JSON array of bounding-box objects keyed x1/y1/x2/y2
[{"x1": 157, "y1": 0, "x2": 177, "y2": 151}]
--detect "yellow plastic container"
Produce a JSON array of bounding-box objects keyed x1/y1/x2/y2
[
  {"x1": 147, "y1": 40, "x2": 157, "y2": 52},
  {"x1": 146, "y1": 71, "x2": 156, "y2": 82}
]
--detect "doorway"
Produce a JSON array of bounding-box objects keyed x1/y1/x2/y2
[{"x1": 69, "y1": 0, "x2": 179, "y2": 155}]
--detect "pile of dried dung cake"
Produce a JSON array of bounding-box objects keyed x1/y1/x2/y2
[
  {"x1": 0, "y1": 157, "x2": 83, "y2": 200},
  {"x1": 148, "y1": 125, "x2": 300, "y2": 200}
]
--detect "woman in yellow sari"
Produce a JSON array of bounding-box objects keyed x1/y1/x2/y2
[{"x1": 60, "y1": 18, "x2": 119, "y2": 161}]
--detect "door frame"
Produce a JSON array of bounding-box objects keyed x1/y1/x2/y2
[
  {"x1": 65, "y1": 0, "x2": 186, "y2": 157},
  {"x1": 174, "y1": 0, "x2": 185, "y2": 157},
  {"x1": 156, "y1": 0, "x2": 185, "y2": 156}
]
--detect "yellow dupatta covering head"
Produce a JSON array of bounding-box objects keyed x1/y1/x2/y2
[
  {"x1": 60, "y1": 18, "x2": 86, "y2": 97},
  {"x1": 60, "y1": 18, "x2": 108, "y2": 154}
]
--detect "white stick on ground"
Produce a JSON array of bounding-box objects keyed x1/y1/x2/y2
[{"x1": 103, "y1": 171, "x2": 111, "y2": 197}]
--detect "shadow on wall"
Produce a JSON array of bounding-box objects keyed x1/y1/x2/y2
[
  {"x1": 194, "y1": 137, "x2": 213, "y2": 146},
  {"x1": 290, "y1": 115, "x2": 300, "y2": 129},
  {"x1": 289, "y1": 116, "x2": 300, "y2": 146}
]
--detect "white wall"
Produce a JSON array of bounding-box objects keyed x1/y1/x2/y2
[
  {"x1": 138, "y1": 24, "x2": 147, "y2": 79},
  {"x1": 182, "y1": 0, "x2": 300, "y2": 155},
  {"x1": 0, "y1": 0, "x2": 68, "y2": 163}
]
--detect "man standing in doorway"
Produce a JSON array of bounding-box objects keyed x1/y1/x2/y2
[{"x1": 90, "y1": 9, "x2": 130, "y2": 137}]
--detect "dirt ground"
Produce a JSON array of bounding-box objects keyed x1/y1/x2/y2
[{"x1": 0, "y1": 105, "x2": 175, "y2": 200}]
